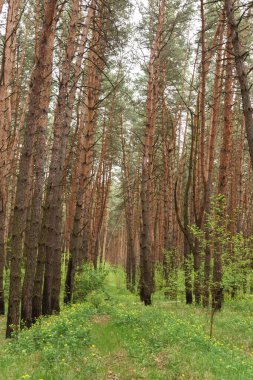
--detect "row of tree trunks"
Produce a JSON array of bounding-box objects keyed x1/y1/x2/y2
[
  {"x1": 65, "y1": 1, "x2": 107, "y2": 303},
  {"x1": 31, "y1": 0, "x2": 96, "y2": 320},
  {"x1": 0, "y1": 0, "x2": 21, "y2": 315},
  {"x1": 20, "y1": 0, "x2": 81, "y2": 327},
  {"x1": 6, "y1": 0, "x2": 59, "y2": 337}
]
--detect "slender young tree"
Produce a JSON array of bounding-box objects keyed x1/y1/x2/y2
[
  {"x1": 203, "y1": 20, "x2": 225, "y2": 307},
  {"x1": 121, "y1": 123, "x2": 136, "y2": 291}
]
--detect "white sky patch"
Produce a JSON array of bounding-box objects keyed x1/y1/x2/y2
[
  {"x1": 123, "y1": 0, "x2": 149, "y2": 87},
  {"x1": 132, "y1": 0, "x2": 147, "y2": 25},
  {"x1": 0, "y1": 4, "x2": 8, "y2": 35}
]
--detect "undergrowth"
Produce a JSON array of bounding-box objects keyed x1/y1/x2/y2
[{"x1": 0, "y1": 267, "x2": 252, "y2": 379}]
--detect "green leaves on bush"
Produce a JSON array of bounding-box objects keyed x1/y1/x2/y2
[{"x1": 74, "y1": 264, "x2": 109, "y2": 302}]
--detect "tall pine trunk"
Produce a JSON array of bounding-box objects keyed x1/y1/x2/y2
[
  {"x1": 140, "y1": 0, "x2": 165, "y2": 305},
  {"x1": 212, "y1": 26, "x2": 233, "y2": 311},
  {"x1": 6, "y1": 0, "x2": 58, "y2": 337}
]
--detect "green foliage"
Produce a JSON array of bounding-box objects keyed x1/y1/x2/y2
[
  {"x1": 73, "y1": 264, "x2": 109, "y2": 302},
  {"x1": 9, "y1": 303, "x2": 96, "y2": 360},
  {"x1": 86, "y1": 291, "x2": 107, "y2": 310},
  {"x1": 155, "y1": 250, "x2": 179, "y2": 300},
  {"x1": 111, "y1": 266, "x2": 127, "y2": 289},
  {"x1": 190, "y1": 195, "x2": 253, "y2": 299},
  {"x1": 154, "y1": 261, "x2": 165, "y2": 290},
  {"x1": 0, "y1": 267, "x2": 253, "y2": 379},
  {"x1": 222, "y1": 233, "x2": 252, "y2": 295},
  {"x1": 107, "y1": 304, "x2": 253, "y2": 379}
]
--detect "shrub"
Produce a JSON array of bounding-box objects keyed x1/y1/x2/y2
[{"x1": 73, "y1": 263, "x2": 108, "y2": 302}]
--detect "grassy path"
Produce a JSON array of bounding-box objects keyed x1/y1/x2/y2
[{"x1": 0, "y1": 270, "x2": 252, "y2": 379}]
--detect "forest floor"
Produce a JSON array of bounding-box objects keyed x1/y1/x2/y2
[{"x1": 0, "y1": 269, "x2": 253, "y2": 380}]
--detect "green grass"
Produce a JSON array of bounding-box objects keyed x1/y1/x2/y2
[{"x1": 0, "y1": 268, "x2": 253, "y2": 379}]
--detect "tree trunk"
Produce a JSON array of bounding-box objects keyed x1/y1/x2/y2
[
  {"x1": 32, "y1": 0, "x2": 95, "y2": 317},
  {"x1": 121, "y1": 119, "x2": 136, "y2": 291},
  {"x1": 65, "y1": 4, "x2": 105, "y2": 301},
  {"x1": 212, "y1": 25, "x2": 233, "y2": 311},
  {"x1": 203, "y1": 20, "x2": 224, "y2": 307},
  {"x1": 225, "y1": 0, "x2": 253, "y2": 170},
  {"x1": 0, "y1": 0, "x2": 21, "y2": 316},
  {"x1": 6, "y1": 0, "x2": 58, "y2": 337},
  {"x1": 140, "y1": 0, "x2": 165, "y2": 305},
  {"x1": 21, "y1": 1, "x2": 60, "y2": 326}
]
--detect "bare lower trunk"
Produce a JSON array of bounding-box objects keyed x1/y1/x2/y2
[
  {"x1": 6, "y1": 0, "x2": 58, "y2": 337},
  {"x1": 140, "y1": 0, "x2": 165, "y2": 305},
  {"x1": 65, "y1": 4, "x2": 105, "y2": 302},
  {"x1": 38, "y1": 0, "x2": 94, "y2": 315},
  {"x1": 0, "y1": 0, "x2": 21, "y2": 318},
  {"x1": 0, "y1": 192, "x2": 5, "y2": 314}
]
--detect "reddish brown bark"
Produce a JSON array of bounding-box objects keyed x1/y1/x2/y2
[
  {"x1": 140, "y1": 0, "x2": 165, "y2": 305},
  {"x1": 32, "y1": 1, "x2": 96, "y2": 318},
  {"x1": 19, "y1": 0, "x2": 81, "y2": 326},
  {"x1": 0, "y1": 0, "x2": 21, "y2": 316},
  {"x1": 121, "y1": 118, "x2": 136, "y2": 291},
  {"x1": 203, "y1": 21, "x2": 224, "y2": 307},
  {"x1": 65, "y1": 4, "x2": 106, "y2": 302},
  {"x1": 225, "y1": 0, "x2": 253, "y2": 171},
  {"x1": 161, "y1": 65, "x2": 177, "y2": 298},
  {"x1": 0, "y1": 1, "x2": 5, "y2": 13},
  {"x1": 6, "y1": 0, "x2": 58, "y2": 337},
  {"x1": 212, "y1": 25, "x2": 233, "y2": 311}
]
